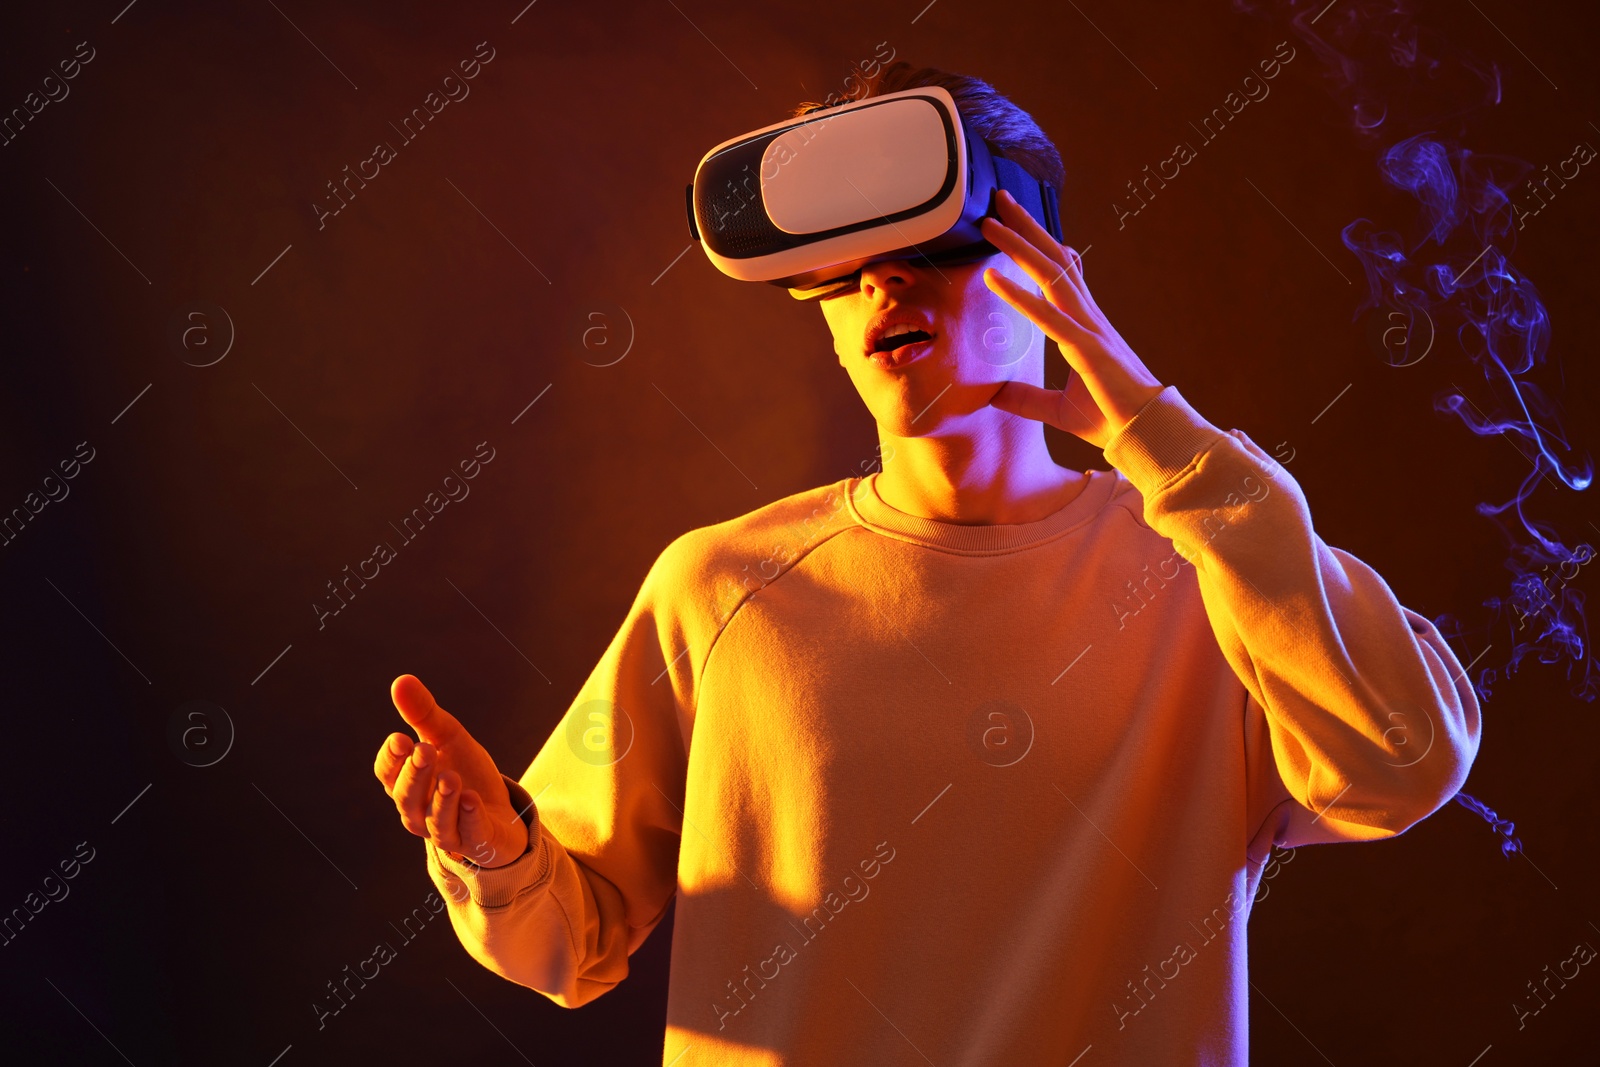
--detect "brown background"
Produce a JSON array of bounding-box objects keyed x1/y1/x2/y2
[{"x1": 2, "y1": 0, "x2": 1597, "y2": 1063}]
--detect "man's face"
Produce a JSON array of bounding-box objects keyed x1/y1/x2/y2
[{"x1": 817, "y1": 252, "x2": 1045, "y2": 437}]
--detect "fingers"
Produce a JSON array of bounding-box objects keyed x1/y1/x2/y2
[
  {"x1": 981, "y1": 237, "x2": 1094, "y2": 338},
  {"x1": 392, "y1": 741, "x2": 438, "y2": 836},
  {"x1": 983, "y1": 269, "x2": 1095, "y2": 364},
  {"x1": 373, "y1": 732, "x2": 413, "y2": 796},
  {"x1": 984, "y1": 191, "x2": 1090, "y2": 307},
  {"x1": 390, "y1": 674, "x2": 465, "y2": 747},
  {"x1": 984, "y1": 270, "x2": 1127, "y2": 429},
  {"x1": 985, "y1": 192, "x2": 1101, "y2": 325},
  {"x1": 455, "y1": 789, "x2": 498, "y2": 865},
  {"x1": 428, "y1": 769, "x2": 462, "y2": 851},
  {"x1": 997, "y1": 188, "x2": 1086, "y2": 287},
  {"x1": 991, "y1": 189, "x2": 1072, "y2": 272},
  {"x1": 444, "y1": 790, "x2": 499, "y2": 870}
]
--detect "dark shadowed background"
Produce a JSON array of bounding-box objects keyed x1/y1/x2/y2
[{"x1": 2, "y1": 0, "x2": 1597, "y2": 1063}]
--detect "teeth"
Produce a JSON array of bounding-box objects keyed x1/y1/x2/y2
[{"x1": 871, "y1": 323, "x2": 932, "y2": 353}]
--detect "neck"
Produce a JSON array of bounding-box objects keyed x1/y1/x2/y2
[{"x1": 872, "y1": 412, "x2": 1086, "y2": 525}]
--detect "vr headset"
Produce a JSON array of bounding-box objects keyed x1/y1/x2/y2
[{"x1": 686, "y1": 85, "x2": 1064, "y2": 301}]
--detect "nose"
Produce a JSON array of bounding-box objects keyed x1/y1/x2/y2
[{"x1": 859, "y1": 258, "x2": 921, "y2": 298}]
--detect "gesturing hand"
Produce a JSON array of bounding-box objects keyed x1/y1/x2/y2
[
  {"x1": 980, "y1": 189, "x2": 1166, "y2": 449},
  {"x1": 374, "y1": 674, "x2": 530, "y2": 869}
]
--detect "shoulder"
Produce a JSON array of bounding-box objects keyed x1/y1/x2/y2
[
  {"x1": 660, "y1": 477, "x2": 855, "y2": 567},
  {"x1": 643, "y1": 478, "x2": 859, "y2": 623},
  {"x1": 1100, "y1": 467, "x2": 1158, "y2": 533}
]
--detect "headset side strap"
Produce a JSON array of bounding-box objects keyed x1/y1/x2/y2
[{"x1": 990, "y1": 155, "x2": 1063, "y2": 243}]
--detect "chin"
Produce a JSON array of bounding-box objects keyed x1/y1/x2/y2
[{"x1": 865, "y1": 404, "x2": 941, "y2": 438}]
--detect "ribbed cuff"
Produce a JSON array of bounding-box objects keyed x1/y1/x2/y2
[
  {"x1": 428, "y1": 830, "x2": 551, "y2": 910},
  {"x1": 427, "y1": 774, "x2": 552, "y2": 909},
  {"x1": 1101, "y1": 385, "x2": 1229, "y2": 499}
]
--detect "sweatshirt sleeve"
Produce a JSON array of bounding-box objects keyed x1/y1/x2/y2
[
  {"x1": 421, "y1": 535, "x2": 698, "y2": 1008},
  {"x1": 1100, "y1": 385, "x2": 1482, "y2": 854}
]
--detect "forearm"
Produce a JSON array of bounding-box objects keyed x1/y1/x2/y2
[
  {"x1": 1210, "y1": 522, "x2": 1481, "y2": 830},
  {"x1": 1105, "y1": 386, "x2": 1482, "y2": 831}
]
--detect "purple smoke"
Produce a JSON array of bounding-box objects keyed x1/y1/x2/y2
[{"x1": 1234, "y1": 0, "x2": 1597, "y2": 855}]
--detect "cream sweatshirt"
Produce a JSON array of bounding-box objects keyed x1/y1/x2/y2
[{"x1": 423, "y1": 385, "x2": 1481, "y2": 1065}]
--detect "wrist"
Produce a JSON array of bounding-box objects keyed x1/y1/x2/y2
[
  {"x1": 446, "y1": 824, "x2": 528, "y2": 869},
  {"x1": 446, "y1": 774, "x2": 536, "y2": 869},
  {"x1": 1112, "y1": 381, "x2": 1166, "y2": 435}
]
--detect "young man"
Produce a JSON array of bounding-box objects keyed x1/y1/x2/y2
[{"x1": 373, "y1": 64, "x2": 1480, "y2": 1065}]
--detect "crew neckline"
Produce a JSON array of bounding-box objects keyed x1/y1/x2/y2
[{"x1": 843, "y1": 467, "x2": 1119, "y2": 555}]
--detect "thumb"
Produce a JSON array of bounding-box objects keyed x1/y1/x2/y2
[
  {"x1": 390, "y1": 674, "x2": 463, "y2": 747},
  {"x1": 988, "y1": 379, "x2": 1063, "y2": 427},
  {"x1": 990, "y1": 379, "x2": 1106, "y2": 443}
]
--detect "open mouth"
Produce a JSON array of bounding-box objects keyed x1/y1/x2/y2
[{"x1": 868, "y1": 329, "x2": 935, "y2": 369}]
